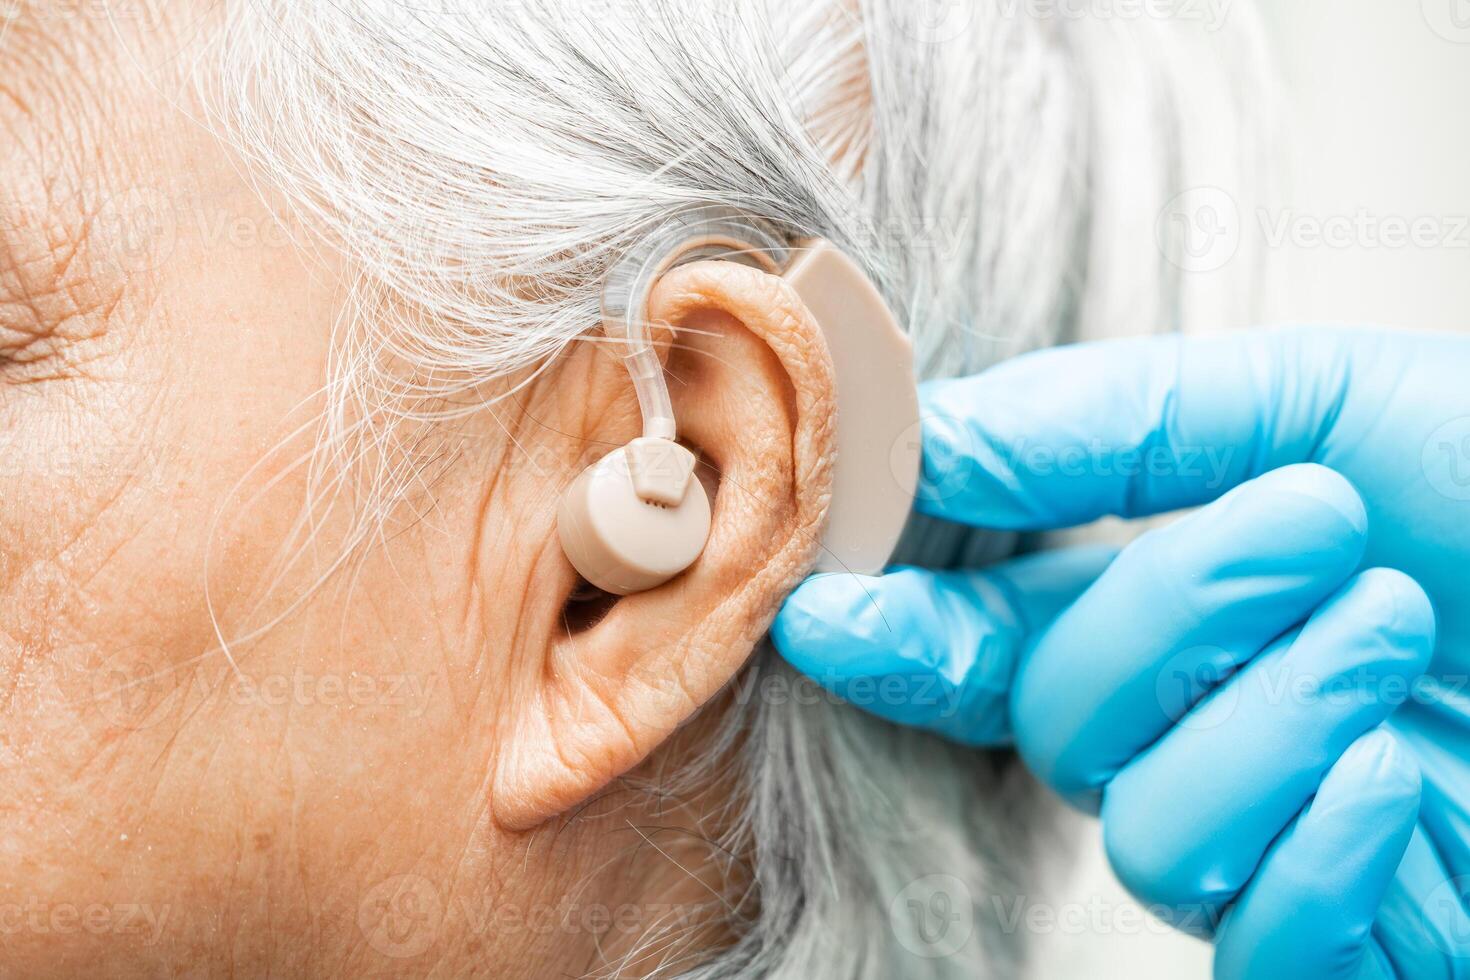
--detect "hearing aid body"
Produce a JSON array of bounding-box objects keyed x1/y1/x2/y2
[{"x1": 558, "y1": 207, "x2": 920, "y2": 595}]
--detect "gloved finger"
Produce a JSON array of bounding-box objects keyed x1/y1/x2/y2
[
  {"x1": 1012, "y1": 463, "x2": 1369, "y2": 810},
  {"x1": 916, "y1": 328, "x2": 1359, "y2": 530},
  {"x1": 1213, "y1": 728, "x2": 1421, "y2": 980},
  {"x1": 1372, "y1": 823, "x2": 1470, "y2": 974},
  {"x1": 770, "y1": 545, "x2": 1116, "y2": 746},
  {"x1": 1389, "y1": 707, "x2": 1470, "y2": 878},
  {"x1": 1100, "y1": 568, "x2": 1435, "y2": 916}
]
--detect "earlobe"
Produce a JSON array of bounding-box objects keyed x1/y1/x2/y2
[{"x1": 492, "y1": 260, "x2": 837, "y2": 831}]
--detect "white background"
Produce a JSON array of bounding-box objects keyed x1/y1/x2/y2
[{"x1": 1026, "y1": 2, "x2": 1470, "y2": 976}]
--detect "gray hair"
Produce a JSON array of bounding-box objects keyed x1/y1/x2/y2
[{"x1": 208, "y1": 0, "x2": 1270, "y2": 975}]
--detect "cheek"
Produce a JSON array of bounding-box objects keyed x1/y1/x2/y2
[
  {"x1": 0, "y1": 235, "x2": 341, "y2": 759},
  {"x1": 0, "y1": 352, "x2": 311, "y2": 750}
]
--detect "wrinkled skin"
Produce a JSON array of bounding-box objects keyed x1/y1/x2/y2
[
  {"x1": 1, "y1": 5, "x2": 552, "y2": 974},
  {"x1": 0, "y1": 5, "x2": 838, "y2": 976}
]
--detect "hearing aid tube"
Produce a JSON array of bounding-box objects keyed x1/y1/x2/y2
[{"x1": 601, "y1": 205, "x2": 789, "y2": 444}]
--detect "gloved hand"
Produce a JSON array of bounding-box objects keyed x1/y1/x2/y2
[{"x1": 772, "y1": 326, "x2": 1470, "y2": 979}]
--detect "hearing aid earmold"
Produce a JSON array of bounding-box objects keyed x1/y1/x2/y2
[{"x1": 557, "y1": 206, "x2": 921, "y2": 595}]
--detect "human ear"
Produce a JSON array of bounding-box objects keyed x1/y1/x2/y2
[{"x1": 492, "y1": 260, "x2": 837, "y2": 830}]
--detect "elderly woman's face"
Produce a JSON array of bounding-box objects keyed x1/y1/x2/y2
[
  {"x1": 1, "y1": 7, "x2": 838, "y2": 975},
  {"x1": 1, "y1": 7, "x2": 463, "y2": 972}
]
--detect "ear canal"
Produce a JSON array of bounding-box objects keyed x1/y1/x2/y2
[{"x1": 557, "y1": 438, "x2": 711, "y2": 595}]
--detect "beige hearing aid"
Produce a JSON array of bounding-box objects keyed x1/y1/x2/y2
[{"x1": 558, "y1": 206, "x2": 921, "y2": 595}]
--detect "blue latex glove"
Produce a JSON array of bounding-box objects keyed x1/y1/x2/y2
[{"x1": 772, "y1": 326, "x2": 1470, "y2": 979}]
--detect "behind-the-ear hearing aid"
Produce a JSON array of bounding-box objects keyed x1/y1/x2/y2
[{"x1": 558, "y1": 205, "x2": 921, "y2": 596}]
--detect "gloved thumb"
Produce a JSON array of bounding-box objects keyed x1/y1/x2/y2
[{"x1": 771, "y1": 545, "x2": 1116, "y2": 746}]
